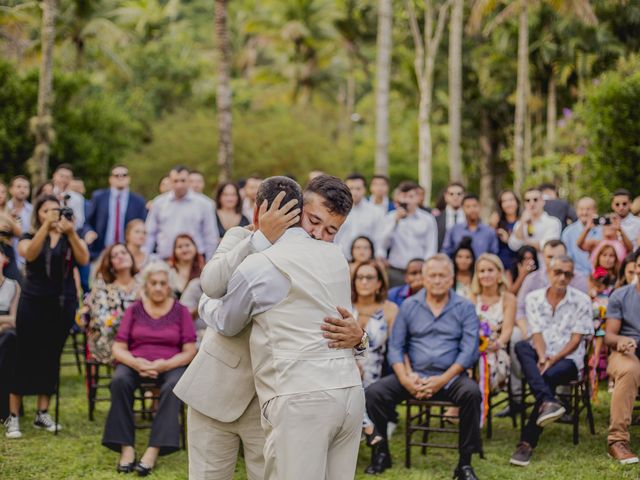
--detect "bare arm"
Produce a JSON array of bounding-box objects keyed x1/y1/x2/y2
[
  {"x1": 0, "y1": 283, "x2": 20, "y2": 328},
  {"x1": 497, "y1": 293, "x2": 516, "y2": 348}
]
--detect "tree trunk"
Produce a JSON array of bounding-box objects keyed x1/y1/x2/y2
[
  {"x1": 374, "y1": 0, "x2": 392, "y2": 176},
  {"x1": 418, "y1": 76, "x2": 433, "y2": 203},
  {"x1": 29, "y1": 0, "x2": 57, "y2": 186},
  {"x1": 215, "y1": 0, "x2": 233, "y2": 183},
  {"x1": 448, "y1": 0, "x2": 463, "y2": 182},
  {"x1": 524, "y1": 71, "x2": 532, "y2": 174},
  {"x1": 513, "y1": 0, "x2": 528, "y2": 194},
  {"x1": 544, "y1": 68, "x2": 557, "y2": 156},
  {"x1": 479, "y1": 109, "x2": 495, "y2": 221}
]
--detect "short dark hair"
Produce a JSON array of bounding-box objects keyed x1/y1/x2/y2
[
  {"x1": 524, "y1": 186, "x2": 542, "y2": 196},
  {"x1": 538, "y1": 182, "x2": 557, "y2": 192},
  {"x1": 305, "y1": 175, "x2": 353, "y2": 217},
  {"x1": 462, "y1": 193, "x2": 479, "y2": 204},
  {"x1": 397, "y1": 180, "x2": 419, "y2": 193},
  {"x1": 54, "y1": 163, "x2": 73, "y2": 174},
  {"x1": 446, "y1": 181, "x2": 465, "y2": 192},
  {"x1": 10, "y1": 175, "x2": 30, "y2": 187},
  {"x1": 256, "y1": 176, "x2": 303, "y2": 222},
  {"x1": 345, "y1": 173, "x2": 367, "y2": 188},
  {"x1": 170, "y1": 165, "x2": 190, "y2": 175},
  {"x1": 406, "y1": 258, "x2": 425, "y2": 270},
  {"x1": 543, "y1": 239, "x2": 566, "y2": 251},
  {"x1": 188, "y1": 169, "x2": 203, "y2": 177},
  {"x1": 613, "y1": 188, "x2": 632, "y2": 200},
  {"x1": 215, "y1": 181, "x2": 243, "y2": 214},
  {"x1": 110, "y1": 164, "x2": 128, "y2": 174},
  {"x1": 371, "y1": 174, "x2": 389, "y2": 185}
]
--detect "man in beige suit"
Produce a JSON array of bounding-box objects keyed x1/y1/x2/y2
[
  {"x1": 209, "y1": 176, "x2": 366, "y2": 480},
  {"x1": 174, "y1": 177, "x2": 366, "y2": 480}
]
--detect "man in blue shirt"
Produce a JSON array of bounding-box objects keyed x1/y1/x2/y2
[
  {"x1": 365, "y1": 254, "x2": 482, "y2": 480},
  {"x1": 442, "y1": 194, "x2": 499, "y2": 259},
  {"x1": 561, "y1": 197, "x2": 602, "y2": 275}
]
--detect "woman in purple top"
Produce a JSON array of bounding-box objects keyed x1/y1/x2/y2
[{"x1": 102, "y1": 261, "x2": 196, "y2": 476}]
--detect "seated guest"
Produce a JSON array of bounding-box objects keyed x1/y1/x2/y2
[
  {"x1": 349, "y1": 236, "x2": 375, "y2": 275},
  {"x1": 561, "y1": 197, "x2": 601, "y2": 275},
  {"x1": 616, "y1": 253, "x2": 638, "y2": 289},
  {"x1": 443, "y1": 194, "x2": 498, "y2": 259},
  {"x1": 578, "y1": 214, "x2": 631, "y2": 262},
  {"x1": 87, "y1": 243, "x2": 140, "y2": 364},
  {"x1": 102, "y1": 261, "x2": 196, "y2": 475},
  {"x1": 215, "y1": 181, "x2": 250, "y2": 237},
  {"x1": 168, "y1": 234, "x2": 204, "y2": 297},
  {"x1": 604, "y1": 249, "x2": 640, "y2": 464},
  {"x1": 507, "y1": 246, "x2": 539, "y2": 295},
  {"x1": 365, "y1": 254, "x2": 481, "y2": 479},
  {"x1": 388, "y1": 258, "x2": 424, "y2": 306},
  {"x1": 509, "y1": 255, "x2": 593, "y2": 467},
  {"x1": 453, "y1": 238, "x2": 475, "y2": 299},
  {"x1": 125, "y1": 219, "x2": 156, "y2": 271},
  {"x1": 589, "y1": 243, "x2": 621, "y2": 295}
]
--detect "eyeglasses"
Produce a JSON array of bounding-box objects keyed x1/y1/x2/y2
[
  {"x1": 111, "y1": 173, "x2": 129, "y2": 178},
  {"x1": 355, "y1": 274, "x2": 378, "y2": 282},
  {"x1": 552, "y1": 269, "x2": 574, "y2": 279},
  {"x1": 524, "y1": 197, "x2": 540, "y2": 203}
]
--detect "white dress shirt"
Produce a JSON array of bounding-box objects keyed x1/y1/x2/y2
[
  {"x1": 369, "y1": 196, "x2": 391, "y2": 216},
  {"x1": 376, "y1": 208, "x2": 438, "y2": 269},
  {"x1": 334, "y1": 199, "x2": 383, "y2": 260},
  {"x1": 53, "y1": 188, "x2": 85, "y2": 229},
  {"x1": 508, "y1": 211, "x2": 562, "y2": 253},
  {"x1": 621, "y1": 214, "x2": 640, "y2": 248},
  {"x1": 7, "y1": 199, "x2": 32, "y2": 266},
  {"x1": 445, "y1": 205, "x2": 465, "y2": 231}
]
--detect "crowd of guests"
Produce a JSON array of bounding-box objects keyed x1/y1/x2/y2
[{"x1": 1, "y1": 164, "x2": 640, "y2": 478}]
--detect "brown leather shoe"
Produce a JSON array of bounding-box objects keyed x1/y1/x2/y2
[
  {"x1": 536, "y1": 401, "x2": 565, "y2": 427},
  {"x1": 608, "y1": 441, "x2": 639, "y2": 465}
]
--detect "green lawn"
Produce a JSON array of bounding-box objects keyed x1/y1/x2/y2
[{"x1": 2, "y1": 350, "x2": 639, "y2": 480}]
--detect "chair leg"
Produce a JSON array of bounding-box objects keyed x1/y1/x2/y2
[
  {"x1": 584, "y1": 383, "x2": 596, "y2": 435},
  {"x1": 572, "y1": 384, "x2": 580, "y2": 445},
  {"x1": 520, "y1": 383, "x2": 527, "y2": 436},
  {"x1": 71, "y1": 332, "x2": 82, "y2": 375},
  {"x1": 423, "y1": 407, "x2": 432, "y2": 457},
  {"x1": 87, "y1": 362, "x2": 96, "y2": 422},
  {"x1": 487, "y1": 396, "x2": 493, "y2": 439},
  {"x1": 180, "y1": 404, "x2": 187, "y2": 449},
  {"x1": 405, "y1": 402, "x2": 412, "y2": 469}
]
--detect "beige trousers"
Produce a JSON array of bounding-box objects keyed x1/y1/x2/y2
[
  {"x1": 608, "y1": 351, "x2": 640, "y2": 445},
  {"x1": 187, "y1": 396, "x2": 265, "y2": 480},
  {"x1": 261, "y1": 386, "x2": 365, "y2": 480}
]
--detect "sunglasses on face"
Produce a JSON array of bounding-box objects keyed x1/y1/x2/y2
[
  {"x1": 553, "y1": 269, "x2": 574, "y2": 279},
  {"x1": 614, "y1": 202, "x2": 628, "y2": 207},
  {"x1": 525, "y1": 197, "x2": 540, "y2": 203}
]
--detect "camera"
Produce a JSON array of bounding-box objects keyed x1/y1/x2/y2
[
  {"x1": 595, "y1": 215, "x2": 611, "y2": 226},
  {"x1": 58, "y1": 206, "x2": 74, "y2": 221}
]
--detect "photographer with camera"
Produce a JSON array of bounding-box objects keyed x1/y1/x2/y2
[
  {"x1": 4, "y1": 195, "x2": 89, "y2": 439},
  {"x1": 577, "y1": 211, "x2": 632, "y2": 263}
]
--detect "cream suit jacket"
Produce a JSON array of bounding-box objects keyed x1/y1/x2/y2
[{"x1": 173, "y1": 226, "x2": 257, "y2": 422}]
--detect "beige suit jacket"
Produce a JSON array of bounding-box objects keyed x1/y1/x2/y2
[{"x1": 173, "y1": 227, "x2": 257, "y2": 423}]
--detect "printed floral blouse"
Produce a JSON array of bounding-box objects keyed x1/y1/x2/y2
[{"x1": 86, "y1": 279, "x2": 140, "y2": 364}]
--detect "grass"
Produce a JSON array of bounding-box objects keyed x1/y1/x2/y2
[{"x1": 2, "y1": 347, "x2": 640, "y2": 480}]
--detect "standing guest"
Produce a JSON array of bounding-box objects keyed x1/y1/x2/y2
[
  {"x1": 616, "y1": 253, "x2": 638, "y2": 288},
  {"x1": 335, "y1": 173, "x2": 382, "y2": 260},
  {"x1": 604, "y1": 249, "x2": 640, "y2": 464},
  {"x1": 215, "y1": 182, "x2": 250, "y2": 237},
  {"x1": 369, "y1": 175, "x2": 396, "y2": 214},
  {"x1": 145, "y1": 165, "x2": 219, "y2": 260},
  {"x1": 51, "y1": 163, "x2": 85, "y2": 229},
  {"x1": 84, "y1": 165, "x2": 147, "y2": 260},
  {"x1": 0, "y1": 247, "x2": 19, "y2": 424},
  {"x1": 168, "y1": 234, "x2": 204, "y2": 297},
  {"x1": 507, "y1": 246, "x2": 539, "y2": 295},
  {"x1": 561, "y1": 197, "x2": 602, "y2": 275},
  {"x1": 242, "y1": 176, "x2": 262, "y2": 220},
  {"x1": 539, "y1": 183, "x2": 577, "y2": 228},
  {"x1": 632, "y1": 196, "x2": 640, "y2": 216},
  {"x1": 5, "y1": 195, "x2": 89, "y2": 438},
  {"x1": 376, "y1": 181, "x2": 438, "y2": 287},
  {"x1": 453, "y1": 238, "x2": 475, "y2": 299},
  {"x1": 349, "y1": 236, "x2": 375, "y2": 275},
  {"x1": 365, "y1": 254, "x2": 481, "y2": 479},
  {"x1": 508, "y1": 187, "x2": 562, "y2": 260},
  {"x1": 436, "y1": 182, "x2": 466, "y2": 251},
  {"x1": 611, "y1": 189, "x2": 640, "y2": 249},
  {"x1": 510, "y1": 256, "x2": 593, "y2": 467},
  {"x1": 188, "y1": 170, "x2": 206, "y2": 194},
  {"x1": 0, "y1": 181, "x2": 7, "y2": 211},
  {"x1": 146, "y1": 175, "x2": 173, "y2": 212},
  {"x1": 471, "y1": 254, "x2": 516, "y2": 393},
  {"x1": 0, "y1": 247, "x2": 20, "y2": 329},
  {"x1": 7, "y1": 176, "x2": 32, "y2": 268},
  {"x1": 388, "y1": 258, "x2": 424, "y2": 306},
  {"x1": 0, "y1": 211, "x2": 22, "y2": 283},
  {"x1": 86, "y1": 243, "x2": 140, "y2": 364},
  {"x1": 102, "y1": 262, "x2": 196, "y2": 475},
  {"x1": 34, "y1": 181, "x2": 54, "y2": 200},
  {"x1": 578, "y1": 214, "x2": 632, "y2": 263},
  {"x1": 490, "y1": 190, "x2": 521, "y2": 273},
  {"x1": 125, "y1": 220, "x2": 156, "y2": 271},
  {"x1": 443, "y1": 194, "x2": 498, "y2": 259}
]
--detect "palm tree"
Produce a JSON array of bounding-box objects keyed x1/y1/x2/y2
[
  {"x1": 374, "y1": 0, "x2": 392, "y2": 176},
  {"x1": 29, "y1": 0, "x2": 57, "y2": 186},
  {"x1": 215, "y1": 0, "x2": 233, "y2": 182},
  {"x1": 448, "y1": 0, "x2": 463, "y2": 182}
]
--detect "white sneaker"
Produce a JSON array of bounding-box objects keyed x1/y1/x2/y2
[
  {"x1": 4, "y1": 415, "x2": 22, "y2": 439},
  {"x1": 34, "y1": 411, "x2": 62, "y2": 433},
  {"x1": 387, "y1": 421, "x2": 397, "y2": 438}
]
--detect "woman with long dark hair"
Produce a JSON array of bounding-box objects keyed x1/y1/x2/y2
[
  {"x1": 168, "y1": 234, "x2": 204, "y2": 297},
  {"x1": 453, "y1": 238, "x2": 476, "y2": 299},
  {"x1": 214, "y1": 182, "x2": 250, "y2": 237},
  {"x1": 490, "y1": 190, "x2": 521, "y2": 273},
  {"x1": 5, "y1": 195, "x2": 89, "y2": 438}
]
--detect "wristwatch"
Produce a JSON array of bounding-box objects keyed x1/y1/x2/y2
[{"x1": 355, "y1": 330, "x2": 369, "y2": 351}]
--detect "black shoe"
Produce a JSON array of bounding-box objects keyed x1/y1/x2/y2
[
  {"x1": 364, "y1": 443, "x2": 392, "y2": 475},
  {"x1": 453, "y1": 465, "x2": 479, "y2": 480},
  {"x1": 134, "y1": 462, "x2": 153, "y2": 477},
  {"x1": 510, "y1": 441, "x2": 533, "y2": 467},
  {"x1": 496, "y1": 403, "x2": 523, "y2": 418},
  {"x1": 116, "y1": 461, "x2": 136, "y2": 474}
]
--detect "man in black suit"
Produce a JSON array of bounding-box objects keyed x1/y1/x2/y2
[
  {"x1": 85, "y1": 165, "x2": 147, "y2": 259},
  {"x1": 436, "y1": 182, "x2": 466, "y2": 251},
  {"x1": 540, "y1": 183, "x2": 577, "y2": 229}
]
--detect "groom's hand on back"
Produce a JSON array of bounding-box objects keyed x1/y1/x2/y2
[
  {"x1": 257, "y1": 191, "x2": 301, "y2": 244},
  {"x1": 322, "y1": 306, "x2": 365, "y2": 349}
]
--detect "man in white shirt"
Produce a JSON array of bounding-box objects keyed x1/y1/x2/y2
[
  {"x1": 611, "y1": 188, "x2": 640, "y2": 249},
  {"x1": 508, "y1": 187, "x2": 562, "y2": 260},
  {"x1": 334, "y1": 173, "x2": 383, "y2": 260},
  {"x1": 51, "y1": 163, "x2": 85, "y2": 230},
  {"x1": 7, "y1": 176, "x2": 32, "y2": 267},
  {"x1": 376, "y1": 181, "x2": 438, "y2": 287},
  {"x1": 369, "y1": 174, "x2": 396, "y2": 215}
]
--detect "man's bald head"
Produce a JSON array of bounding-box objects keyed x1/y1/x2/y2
[{"x1": 576, "y1": 196, "x2": 597, "y2": 225}]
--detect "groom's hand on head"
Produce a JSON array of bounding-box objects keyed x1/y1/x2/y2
[
  {"x1": 257, "y1": 191, "x2": 301, "y2": 244},
  {"x1": 322, "y1": 306, "x2": 364, "y2": 349}
]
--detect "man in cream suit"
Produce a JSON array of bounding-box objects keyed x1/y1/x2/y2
[
  {"x1": 174, "y1": 176, "x2": 367, "y2": 480},
  {"x1": 208, "y1": 176, "x2": 365, "y2": 480}
]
